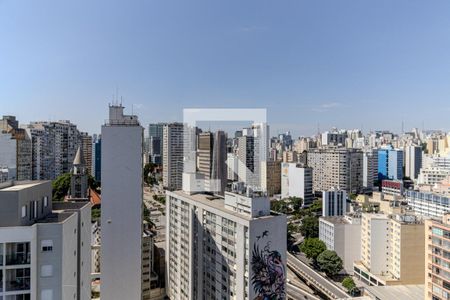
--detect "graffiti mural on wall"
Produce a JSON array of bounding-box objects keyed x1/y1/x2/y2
[{"x1": 251, "y1": 230, "x2": 286, "y2": 300}]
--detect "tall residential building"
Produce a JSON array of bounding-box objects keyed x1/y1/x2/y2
[
  {"x1": 321, "y1": 130, "x2": 347, "y2": 146},
  {"x1": 281, "y1": 163, "x2": 313, "y2": 206},
  {"x1": 237, "y1": 123, "x2": 269, "y2": 191},
  {"x1": 322, "y1": 188, "x2": 347, "y2": 217},
  {"x1": 148, "y1": 123, "x2": 166, "y2": 165},
  {"x1": 166, "y1": 188, "x2": 286, "y2": 299},
  {"x1": 80, "y1": 133, "x2": 93, "y2": 176},
  {"x1": 307, "y1": 148, "x2": 363, "y2": 194},
  {"x1": 264, "y1": 160, "x2": 281, "y2": 197},
  {"x1": 378, "y1": 147, "x2": 404, "y2": 181},
  {"x1": 425, "y1": 213, "x2": 450, "y2": 300},
  {"x1": 354, "y1": 213, "x2": 425, "y2": 286},
  {"x1": 0, "y1": 180, "x2": 91, "y2": 300},
  {"x1": 0, "y1": 116, "x2": 32, "y2": 182},
  {"x1": 405, "y1": 145, "x2": 422, "y2": 180},
  {"x1": 363, "y1": 149, "x2": 378, "y2": 191},
  {"x1": 101, "y1": 104, "x2": 143, "y2": 300},
  {"x1": 197, "y1": 132, "x2": 214, "y2": 181},
  {"x1": 92, "y1": 135, "x2": 101, "y2": 183},
  {"x1": 163, "y1": 123, "x2": 184, "y2": 190},
  {"x1": 26, "y1": 120, "x2": 81, "y2": 180},
  {"x1": 319, "y1": 214, "x2": 361, "y2": 273},
  {"x1": 211, "y1": 131, "x2": 227, "y2": 194}
]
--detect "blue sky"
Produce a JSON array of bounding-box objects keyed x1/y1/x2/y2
[{"x1": 1, "y1": 0, "x2": 450, "y2": 137}]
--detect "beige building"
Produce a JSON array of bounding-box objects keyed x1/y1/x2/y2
[
  {"x1": 282, "y1": 150, "x2": 298, "y2": 163},
  {"x1": 425, "y1": 213, "x2": 450, "y2": 300},
  {"x1": 354, "y1": 213, "x2": 425, "y2": 286}
]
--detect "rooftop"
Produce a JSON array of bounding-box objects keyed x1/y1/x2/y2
[
  {"x1": 0, "y1": 180, "x2": 49, "y2": 192},
  {"x1": 169, "y1": 190, "x2": 280, "y2": 221},
  {"x1": 364, "y1": 284, "x2": 424, "y2": 300}
]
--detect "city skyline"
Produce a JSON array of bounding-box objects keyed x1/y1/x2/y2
[{"x1": 2, "y1": 1, "x2": 450, "y2": 136}]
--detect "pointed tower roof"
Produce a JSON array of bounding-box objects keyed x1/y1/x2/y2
[{"x1": 73, "y1": 146, "x2": 85, "y2": 165}]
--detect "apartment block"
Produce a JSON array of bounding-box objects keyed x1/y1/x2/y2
[
  {"x1": 406, "y1": 190, "x2": 450, "y2": 219},
  {"x1": 322, "y1": 188, "x2": 347, "y2": 217},
  {"x1": 354, "y1": 213, "x2": 424, "y2": 286},
  {"x1": 425, "y1": 214, "x2": 450, "y2": 300},
  {"x1": 166, "y1": 188, "x2": 286, "y2": 299},
  {"x1": 0, "y1": 180, "x2": 91, "y2": 300},
  {"x1": 163, "y1": 123, "x2": 184, "y2": 190},
  {"x1": 307, "y1": 148, "x2": 363, "y2": 194}
]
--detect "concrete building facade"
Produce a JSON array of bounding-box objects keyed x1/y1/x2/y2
[
  {"x1": 101, "y1": 105, "x2": 143, "y2": 300},
  {"x1": 166, "y1": 188, "x2": 286, "y2": 300},
  {"x1": 0, "y1": 180, "x2": 91, "y2": 300}
]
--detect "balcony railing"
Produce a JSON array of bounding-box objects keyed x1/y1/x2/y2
[{"x1": 5, "y1": 254, "x2": 31, "y2": 265}]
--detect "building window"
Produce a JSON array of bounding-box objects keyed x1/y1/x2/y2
[
  {"x1": 44, "y1": 196, "x2": 48, "y2": 207},
  {"x1": 41, "y1": 240, "x2": 53, "y2": 252},
  {"x1": 41, "y1": 289, "x2": 53, "y2": 300},
  {"x1": 41, "y1": 265, "x2": 53, "y2": 277},
  {"x1": 21, "y1": 205, "x2": 27, "y2": 218}
]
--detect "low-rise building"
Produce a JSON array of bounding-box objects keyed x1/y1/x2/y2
[{"x1": 319, "y1": 214, "x2": 361, "y2": 274}]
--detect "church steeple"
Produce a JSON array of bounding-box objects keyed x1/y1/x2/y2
[{"x1": 69, "y1": 146, "x2": 88, "y2": 199}]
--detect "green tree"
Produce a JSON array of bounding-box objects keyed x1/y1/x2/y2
[
  {"x1": 52, "y1": 173, "x2": 72, "y2": 201},
  {"x1": 288, "y1": 197, "x2": 303, "y2": 211},
  {"x1": 300, "y1": 238, "x2": 326, "y2": 262},
  {"x1": 271, "y1": 200, "x2": 289, "y2": 214},
  {"x1": 299, "y1": 215, "x2": 319, "y2": 238},
  {"x1": 88, "y1": 175, "x2": 101, "y2": 193},
  {"x1": 287, "y1": 222, "x2": 300, "y2": 237},
  {"x1": 342, "y1": 276, "x2": 356, "y2": 293},
  {"x1": 91, "y1": 208, "x2": 101, "y2": 222},
  {"x1": 317, "y1": 250, "x2": 343, "y2": 276},
  {"x1": 143, "y1": 163, "x2": 157, "y2": 185}
]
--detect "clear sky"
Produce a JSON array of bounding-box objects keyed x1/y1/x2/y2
[{"x1": 1, "y1": 0, "x2": 450, "y2": 137}]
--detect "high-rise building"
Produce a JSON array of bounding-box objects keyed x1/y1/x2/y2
[
  {"x1": 26, "y1": 120, "x2": 81, "y2": 180},
  {"x1": 405, "y1": 145, "x2": 422, "y2": 180},
  {"x1": 319, "y1": 214, "x2": 361, "y2": 273},
  {"x1": 264, "y1": 160, "x2": 281, "y2": 197},
  {"x1": 378, "y1": 146, "x2": 404, "y2": 181},
  {"x1": 197, "y1": 132, "x2": 214, "y2": 181},
  {"x1": 92, "y1": 135, "x2": 101, "y2": 183},
  {"x1": 425, "y1": 213, "x2": 450, "y2": 300},
  {"x1": 148, "y1": 123, "x2": 166, "y2": 165},
  {"x1": 211, "y1": 131, "x2": 227, "y2": 194},
  {"x1": 353, "y1": 213, "x2": 424, "y2": 286},
  {"x1": 281, "y1": 163, "x2": 313, "y2": 206},
  {"x1": 0, "y1": 116, "x2": 32, "y2": 182},
  {"x1": 307, "y1": 148, "x2": 363, "y2": 194},
  {"x1": 227, "y1": 153, "x2": 239, "y2": 181},
  {"x1": 101, "y1": 104, "x2": 143, "y2": 300},
  {"x1": 163, "y1": 123, "x2": 184, "y2": 190},
  {"x1": 322, "y1": 188, "x2": 347, "y2": 217},
  {"x1": 80, "y1": 132, "x2": 93, "y2": 176},
  {"x1": 166, "y1": 187, "x2": 286, "y2": 299},
  {"x1": 363, "y1": 149, "x2": 378, "y2": 190},
  {"x1": 0, "y1": 180, "x2": 91, "y2": 300}
]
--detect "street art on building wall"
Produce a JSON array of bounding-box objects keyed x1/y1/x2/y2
[{"x1": 251, "y1": 230, "x2": 286, "y2": 300}]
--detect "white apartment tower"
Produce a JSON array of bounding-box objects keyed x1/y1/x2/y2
[
  {"x1": 166, "y1": 187, "x2": 287, "y2": 299},
  {"x1": 101, "y1": 104, "x2": 143, "y2": 300}
]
